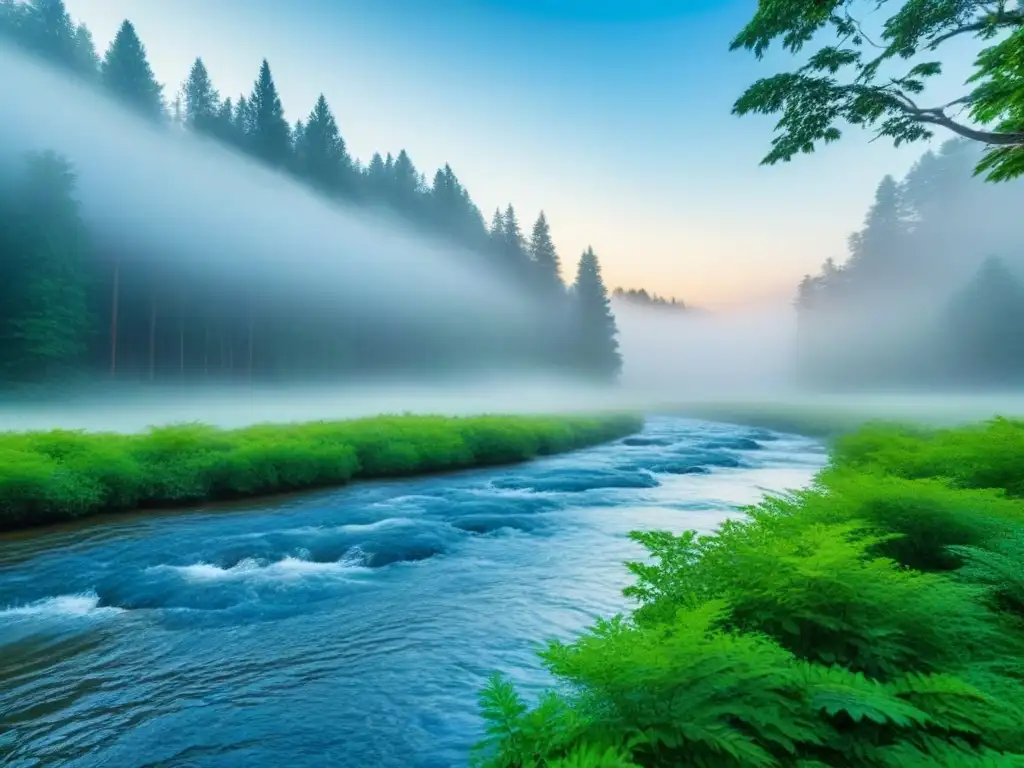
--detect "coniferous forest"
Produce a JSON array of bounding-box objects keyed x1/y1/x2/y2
[
  {"x1": 795, "y1": 139, "x2": 1024, "y2": 391},
  {"x1": 0, "y1": 1, "x2": 622, "y2": 388}
]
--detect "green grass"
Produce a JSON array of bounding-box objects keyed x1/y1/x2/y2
[
  {"x1": 0, "y1": 413, "x2": 643, "y2": 531},
  {"x1": 669, "y1": 394, "x2": 1024, "y2": 440},
  {"x1": 474, "y1": 417, "x2": 1024, "y2": 767}
]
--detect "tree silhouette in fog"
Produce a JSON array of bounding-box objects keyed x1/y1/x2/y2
[
  {"x1": 246, "y1": 59, "x2": 291, "y2": 168},
  {"x1": 101, "y1": 21, "x2": 164, "y2": 121},
  {"x1": 571, "y1": 247, "x2": 622, "y2": 380},
  {"x1": 612, "y1": 287, "x2": 686, "y2": 311},
  {"x1": 0, "y1": 152, "x2": 93, "y2": 381},
  {"x1": 795, "y1": 139, "x2": 1024, "y2": 390},
  {"x1": 0, "y1": 1, "x2": 622, "y2": 386}
]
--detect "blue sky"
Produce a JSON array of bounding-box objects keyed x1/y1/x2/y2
[{"x1": 64, "y1": 0, "x2": 971, "y2": 307}]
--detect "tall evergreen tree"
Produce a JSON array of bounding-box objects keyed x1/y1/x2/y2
[
  {"x1": 503, "y1": 204, "x2": 526, "y2": 259},
  {"x1": 489, "y1": 208, "x2": 505, "y2": 251},
  {"x1": 182, "y1": 57, "x2": 219, "y2": 134},
  {"x1": 71, "y1": 22, "x2": 99, "y2": 77},
  {"x1": 571, "y1": 247, "x2": 621, "y2": 380},
  {"x1": 296, "y1": 94, "x2": 351, "y2": 195},
  {"x1": 844, "y1": 175, "x2": 911, "y2": 292},
  {"x1": 391, "y1": 149, "x2": 420, "y2": 211},
  {"x1": 210, "y1": 96, "x2": 235, "y2": 143},
  {"x1": 20, "y1": 0, "x2": 76, "y2": 71},
  {"x1": 101, "y1": 20, "x2": 164, "y2": 120},
  {"x1": 232, "y1": 95, "x2": 252, "y2": 144},
  {"x1": 529, "y1": 211, "x2": 562, "y2": 294},
  {"x1": 247, "y1": 59, "x2": 291, "y2": 167},
  {"x1": 365, "y1": 152, "x2": 388, "y2": 198},
  {"x1": 0, "y1": 152, "x2": 93, "y2": 381}
]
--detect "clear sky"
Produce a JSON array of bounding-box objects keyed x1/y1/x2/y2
[{"x1": 63, "y1": 0, "x2": 972, "y2": 308}]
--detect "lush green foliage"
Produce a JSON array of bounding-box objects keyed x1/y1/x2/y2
[
  {"x1": 0, "y1": 0, "x2": 621, "y2": 386},
  {"x1": 0, "y1": 413, "x2": 642, "y2": 530},
  {"x1": 730, "y1": 0, "x2": 1024, "y2": 181},
  {"x1": 474, "y1": 418, "x2": 1024, "y2": 767}
]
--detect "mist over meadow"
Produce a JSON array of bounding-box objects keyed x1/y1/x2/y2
[{"x1": 3, "y1": 0, "x2": 1024, "y2": 435}]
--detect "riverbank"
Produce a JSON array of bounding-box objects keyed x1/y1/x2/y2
[
  {"x1": 0, "y1": 413, "x2": 643, "y2": 531},
  {"x1": 476, "y1": 417, "x2": 1024, "y2": 766},
  {"x1": 671, "y1": 393, "x2": 1024, "y2": 438}
]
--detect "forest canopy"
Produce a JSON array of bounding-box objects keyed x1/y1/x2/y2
[
  {"x1": 794, "y1": 138, "x2": 1024, "y2": 389},
  {"x1": 0, "y1": 1, "x2": 623, "y2": 387}
]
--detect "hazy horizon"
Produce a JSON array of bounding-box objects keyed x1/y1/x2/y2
[{"x1": 59, "y1": 0, "x2": 981, "y2": 309}]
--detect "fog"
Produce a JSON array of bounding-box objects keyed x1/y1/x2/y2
[
  {"x1": 613, "y1": 299, "x2": 799, "y2": 399},
  {"x1": 4, "y1": 43, "x2": 1024, "y2": 433},
  {"x1": 0, "y1": 43, "x2": 533, "y2": 333}
]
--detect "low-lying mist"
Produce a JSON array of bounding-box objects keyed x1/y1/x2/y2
[
  {"x1": 613, "y1": 299, "x2": 799, "y2": 399},
  {"x1": 0, "y1": 43, "x2": 532, "y2": 332}
]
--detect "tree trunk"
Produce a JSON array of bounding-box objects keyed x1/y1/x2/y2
[
  {"x1": 109, "y1": 262, "x2": 119, "y2": 377},
  {"x1": 148, "y1": 296, "x2": 157, "y2": 382}
]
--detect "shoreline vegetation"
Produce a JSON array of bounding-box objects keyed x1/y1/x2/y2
[
  {"x1": 0, "y1": 413, "x2": 643, "y2": 531},
  {"x1": 474, "y1": 416, "x2": 1024, "y2": 766}
]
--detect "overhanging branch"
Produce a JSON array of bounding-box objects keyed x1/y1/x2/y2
[{"x1": 926, "y1": 8, "x2": 1024, "y2": 49}]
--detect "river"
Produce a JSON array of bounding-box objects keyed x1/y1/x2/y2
[{"x1": 0, "y1": 416, "x2": 825, "y2": 767}]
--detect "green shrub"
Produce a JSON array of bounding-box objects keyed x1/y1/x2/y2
[
  {"x1": 0, "y1": 412, "x2": 643, "y2": 530},
  {"x1": 474, "y1": 417, "x2": 1024, "y2": 767}
]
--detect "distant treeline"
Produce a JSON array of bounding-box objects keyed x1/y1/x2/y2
[
  {"x1": 796, "y1": 139, "x2": 1024, "y2": 390},
  {"x1": 612, "y1": 287, "x2": 687, "y2": 311},
  {"x1": 0, "y1": 1, "x2": 622, "y2": 386}
]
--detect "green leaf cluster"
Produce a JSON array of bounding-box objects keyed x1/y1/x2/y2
[
  {"x1": 474, "y1": 417, "x2": 1024, "y2": 767},
  {"x1": 731, "y1": 0, "x2": 1024, "y2": 181}
]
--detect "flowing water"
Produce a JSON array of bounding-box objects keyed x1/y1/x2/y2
[{"x1": 0, "y1": 416, "x2": 825, "y2": 767}]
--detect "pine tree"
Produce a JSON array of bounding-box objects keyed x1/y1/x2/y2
[
  {"x1": 529, "y1": 211, "x2": 563, "y2": 295},
  {"x1": 392, "y1": 149, "x2": 420, "y2": 211},
  {"x1": 571, "y1": 247, "x2": 621, "y2": 380},
  {"x1": 248, "y1": 59, "x2": 291, "y2": 167},
  {"x1": 1, "y1": 152, "x2": 93, "y2": 381},
  {"x1": 845, "y1": 175, "x2": 911, "y2": 292},
  {"x1": 211, "y1": 96, "x2": 235, "y2": 144},
  {"x1": 71, "y1": 22, "x2": 99, "y2": 77},
  {"x1": 290, "y1": 118, "x2": 305, "y2": 173},
  {"x1": 101, "y1": 20, "x2": 164, "y2": 121},
  {"x1": 365, "y1": 152, "x2": 388, "y2": 198},
  {"x1": 296, "y1": 94, "x2": 351, "y2": 195},
  {"x1": 232, "y1": 95, "x2": 252, "y2": 144},
  {"x1": 503, "y1": 204, "x2": 526, "y2": 261},
  {"x1": 489, "y1": 208, "x2": 505, "y2": 252},
  {"x1": 182, "y1": 58, "x2": 219, "y2": 134},
  {"x1": 20, "y1": 0, "x2": 76, "y2": 71}
]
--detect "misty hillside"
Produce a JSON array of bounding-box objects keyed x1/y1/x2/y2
[
  {"x1": 795, "y1": 139, "x2": 1024, "y2": 390},
  {"x1": 0, "y1": 2, "x2": 623, "y2": 387}
]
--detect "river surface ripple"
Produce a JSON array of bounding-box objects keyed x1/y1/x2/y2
[{"x1": 0, "y1": 416, "x2": 826, "y2": 767}]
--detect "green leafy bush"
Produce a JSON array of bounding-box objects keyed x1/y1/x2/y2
[
  {"x1": 0, "y1": 413, "x2": 642, "y2": 530},
  {"x1": 475, "y1": 418, "x2": 1024, "y2": 767}
]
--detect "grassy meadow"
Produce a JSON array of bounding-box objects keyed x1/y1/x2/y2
[
  {"x1": 475, "y1": 417, "x2": 1024, "y2": 767},
  {"x1": 0, "y1": 413, "x2": 643, "y2": 530}
]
